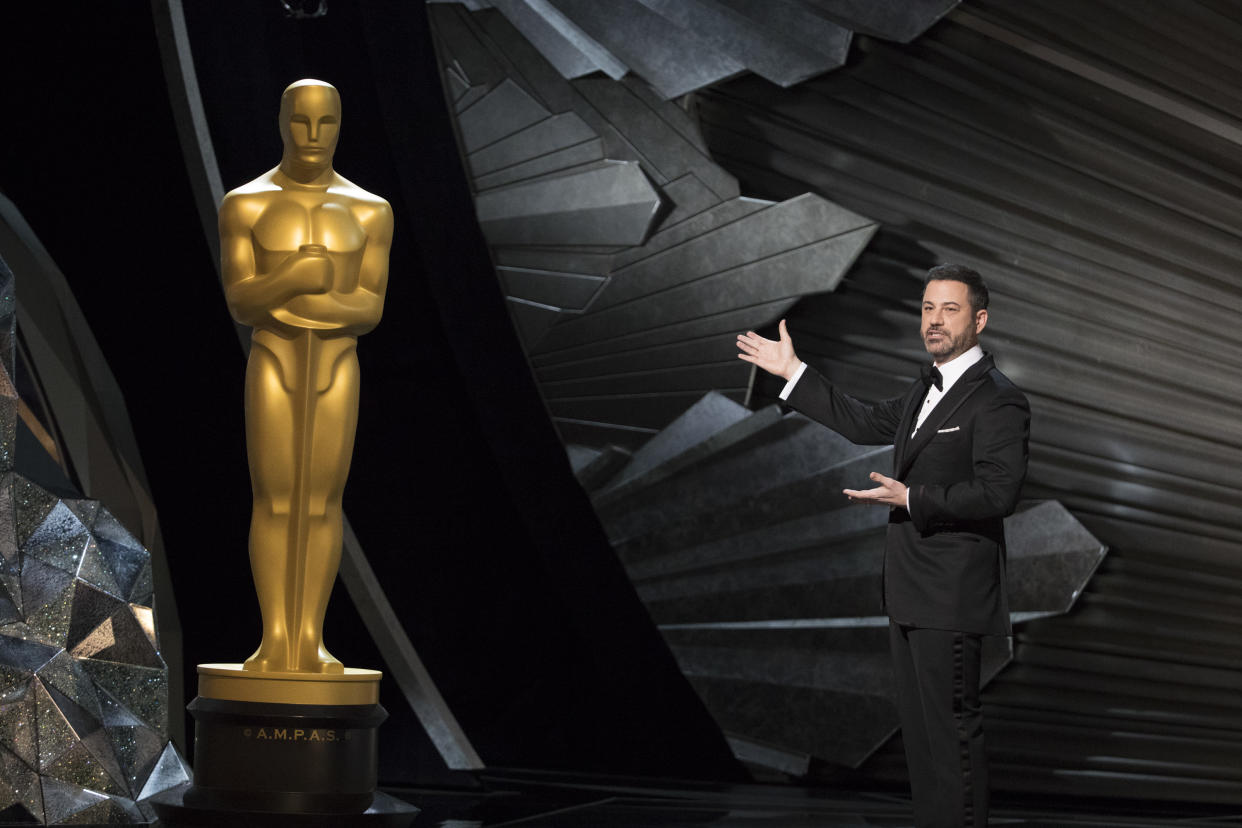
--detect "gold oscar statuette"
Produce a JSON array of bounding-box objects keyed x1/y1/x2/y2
[
  {"x1": 161, "y1": 79, "x2": 417, "y2": 823},
  {"x1": 200, "y1": 78, "x2": 393, "y2": 707}
]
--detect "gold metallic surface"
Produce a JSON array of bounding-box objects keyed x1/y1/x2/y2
[
  {"x1": 17, "y1": 399, "x2": 63, "y2": 469},
  {"x1": 199, "y1": 663, "x2": 382, "y2": 706},
  {"x1": 219, "y1": 79, "x2": 394, "y2": 678}
]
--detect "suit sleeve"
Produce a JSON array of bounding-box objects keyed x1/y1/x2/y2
[
  {"x1": 908, "y1": 385, "x2": 1030, "y2": 531},
  {"x1": 784, "y1": 364, "x2": 907, "y2": 446}
]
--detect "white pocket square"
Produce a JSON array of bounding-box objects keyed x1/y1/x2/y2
[{"x1": 937, "y1": 426, "x2": 960, "y2": 433}]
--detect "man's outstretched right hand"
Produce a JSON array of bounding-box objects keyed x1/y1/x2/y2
[{"x1": 737, "y1": 318, "x2": 802, "y2": 381}]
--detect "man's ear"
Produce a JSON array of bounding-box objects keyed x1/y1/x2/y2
[{"x1": 975, "y1": 308, "x2": 988, "y2": 335}]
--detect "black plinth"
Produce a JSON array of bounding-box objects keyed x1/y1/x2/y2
[{"x1": 182, "y1": 696, "x2": 396, "y2": 815}]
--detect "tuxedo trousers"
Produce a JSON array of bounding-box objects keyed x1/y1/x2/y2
[{"x1": 889, "y1": 622, "x2": 988, "y2": 828}]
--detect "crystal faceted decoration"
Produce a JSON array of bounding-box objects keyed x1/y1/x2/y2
[{"x1": 0, "y1": 255, "x2": 188, "y2": 825}]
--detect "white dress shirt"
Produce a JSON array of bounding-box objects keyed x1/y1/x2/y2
[{"x1": 911, "y1": 344, "x2": 984, "y2": 436}]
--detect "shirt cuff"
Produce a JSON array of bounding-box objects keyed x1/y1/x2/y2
[{"x1": 778, "y1": 361, "x2": 808, "y2": 400}]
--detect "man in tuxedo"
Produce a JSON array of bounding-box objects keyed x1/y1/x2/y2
[{"x1": 737, "y1": 264, "x2": 1029, "y2": 828}]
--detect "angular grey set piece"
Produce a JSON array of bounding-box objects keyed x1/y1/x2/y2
[
  {"x1": 0, "y1": 256, "x2": 189, "y2": 824},
  {"x1": 586, "y1": 392, "x2": 1105, "y2": 771},
  {"x1": 428, "y1": 0, "x2": 1105, "y2": 778},
  {"x1": 429, "y1": 3, "x2": 877, "y2": 448},
  {"x1": 430, "y1": 0, "x2": 960, "y2": 99}
]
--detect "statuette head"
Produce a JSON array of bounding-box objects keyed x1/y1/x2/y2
[{"x1": 278, "y1": 79, "x2": 341, "y2": 171}]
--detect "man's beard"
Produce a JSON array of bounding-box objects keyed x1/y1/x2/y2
[{"x1": 923, "y1": 327, "x2": 976, "y2": 362}]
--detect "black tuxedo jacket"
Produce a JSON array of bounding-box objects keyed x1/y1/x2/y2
[{"x1": 786, "y1": 353, "x2": 1030, "y2": 635}]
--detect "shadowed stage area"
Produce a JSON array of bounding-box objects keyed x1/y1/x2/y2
[{"x1": 395, "y1": 774, "x2": 1242, "y2": 827}]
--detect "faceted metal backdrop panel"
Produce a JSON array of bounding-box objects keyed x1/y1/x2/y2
[
  {"x1": 693, "y1": 0, "x2": 1242, "y2": 804},
  {"x1": 428, "y1": 4, "x2": 878, "y2": 450},
  {"x1": 426, "y1": 0, "x2": 1109, "y2": 782},
  {"x1": 582, "y1": 394, "x2": 1103, "y2": 773},
  {"x1": 0, "y1": 253, "x2": 188, "y2": 825},
  {"x1": 429, "y1": 0, "x2": 960, "y2": 98}
]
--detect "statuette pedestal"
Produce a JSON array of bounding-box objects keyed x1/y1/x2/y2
[{"x1": 148, "y1": 666, "x2": 416, "y2": 826}]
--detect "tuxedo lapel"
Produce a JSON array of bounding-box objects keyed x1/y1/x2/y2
[
  {"x1": 897, "y1": 355, "x2": 994, "y2": 478},
  {"x1": 892, "y1": 380, "x2": 926, "y2": 474}
]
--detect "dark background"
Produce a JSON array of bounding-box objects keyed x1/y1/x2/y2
[{"x1": 0, "y1": 0, "x2": 739, "y2": 785}]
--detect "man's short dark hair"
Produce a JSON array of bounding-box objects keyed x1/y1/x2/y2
[{"x1": 925, "y1": 264, "x2": 989, "y2": 314}]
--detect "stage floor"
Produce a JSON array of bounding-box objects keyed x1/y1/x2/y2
[{"x1": 386, "y1": 774, "x2": 1242, "y2": 827}]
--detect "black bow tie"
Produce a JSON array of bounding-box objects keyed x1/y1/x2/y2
[{"x1": 922, "y1": 364, "x2": 943, "y2": 392}]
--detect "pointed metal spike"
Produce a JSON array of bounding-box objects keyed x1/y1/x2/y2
[{"x1": 136, "y1": 741, "x2": 190, "y2": 801}]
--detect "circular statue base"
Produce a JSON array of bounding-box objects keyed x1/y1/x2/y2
[{"x1": 160, "y1": 664, "x2": 405, "y2": 821}]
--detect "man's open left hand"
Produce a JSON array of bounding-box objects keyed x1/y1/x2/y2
[{"x1": 844, "y1": 472, "x2": 908, "y2": 508}]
